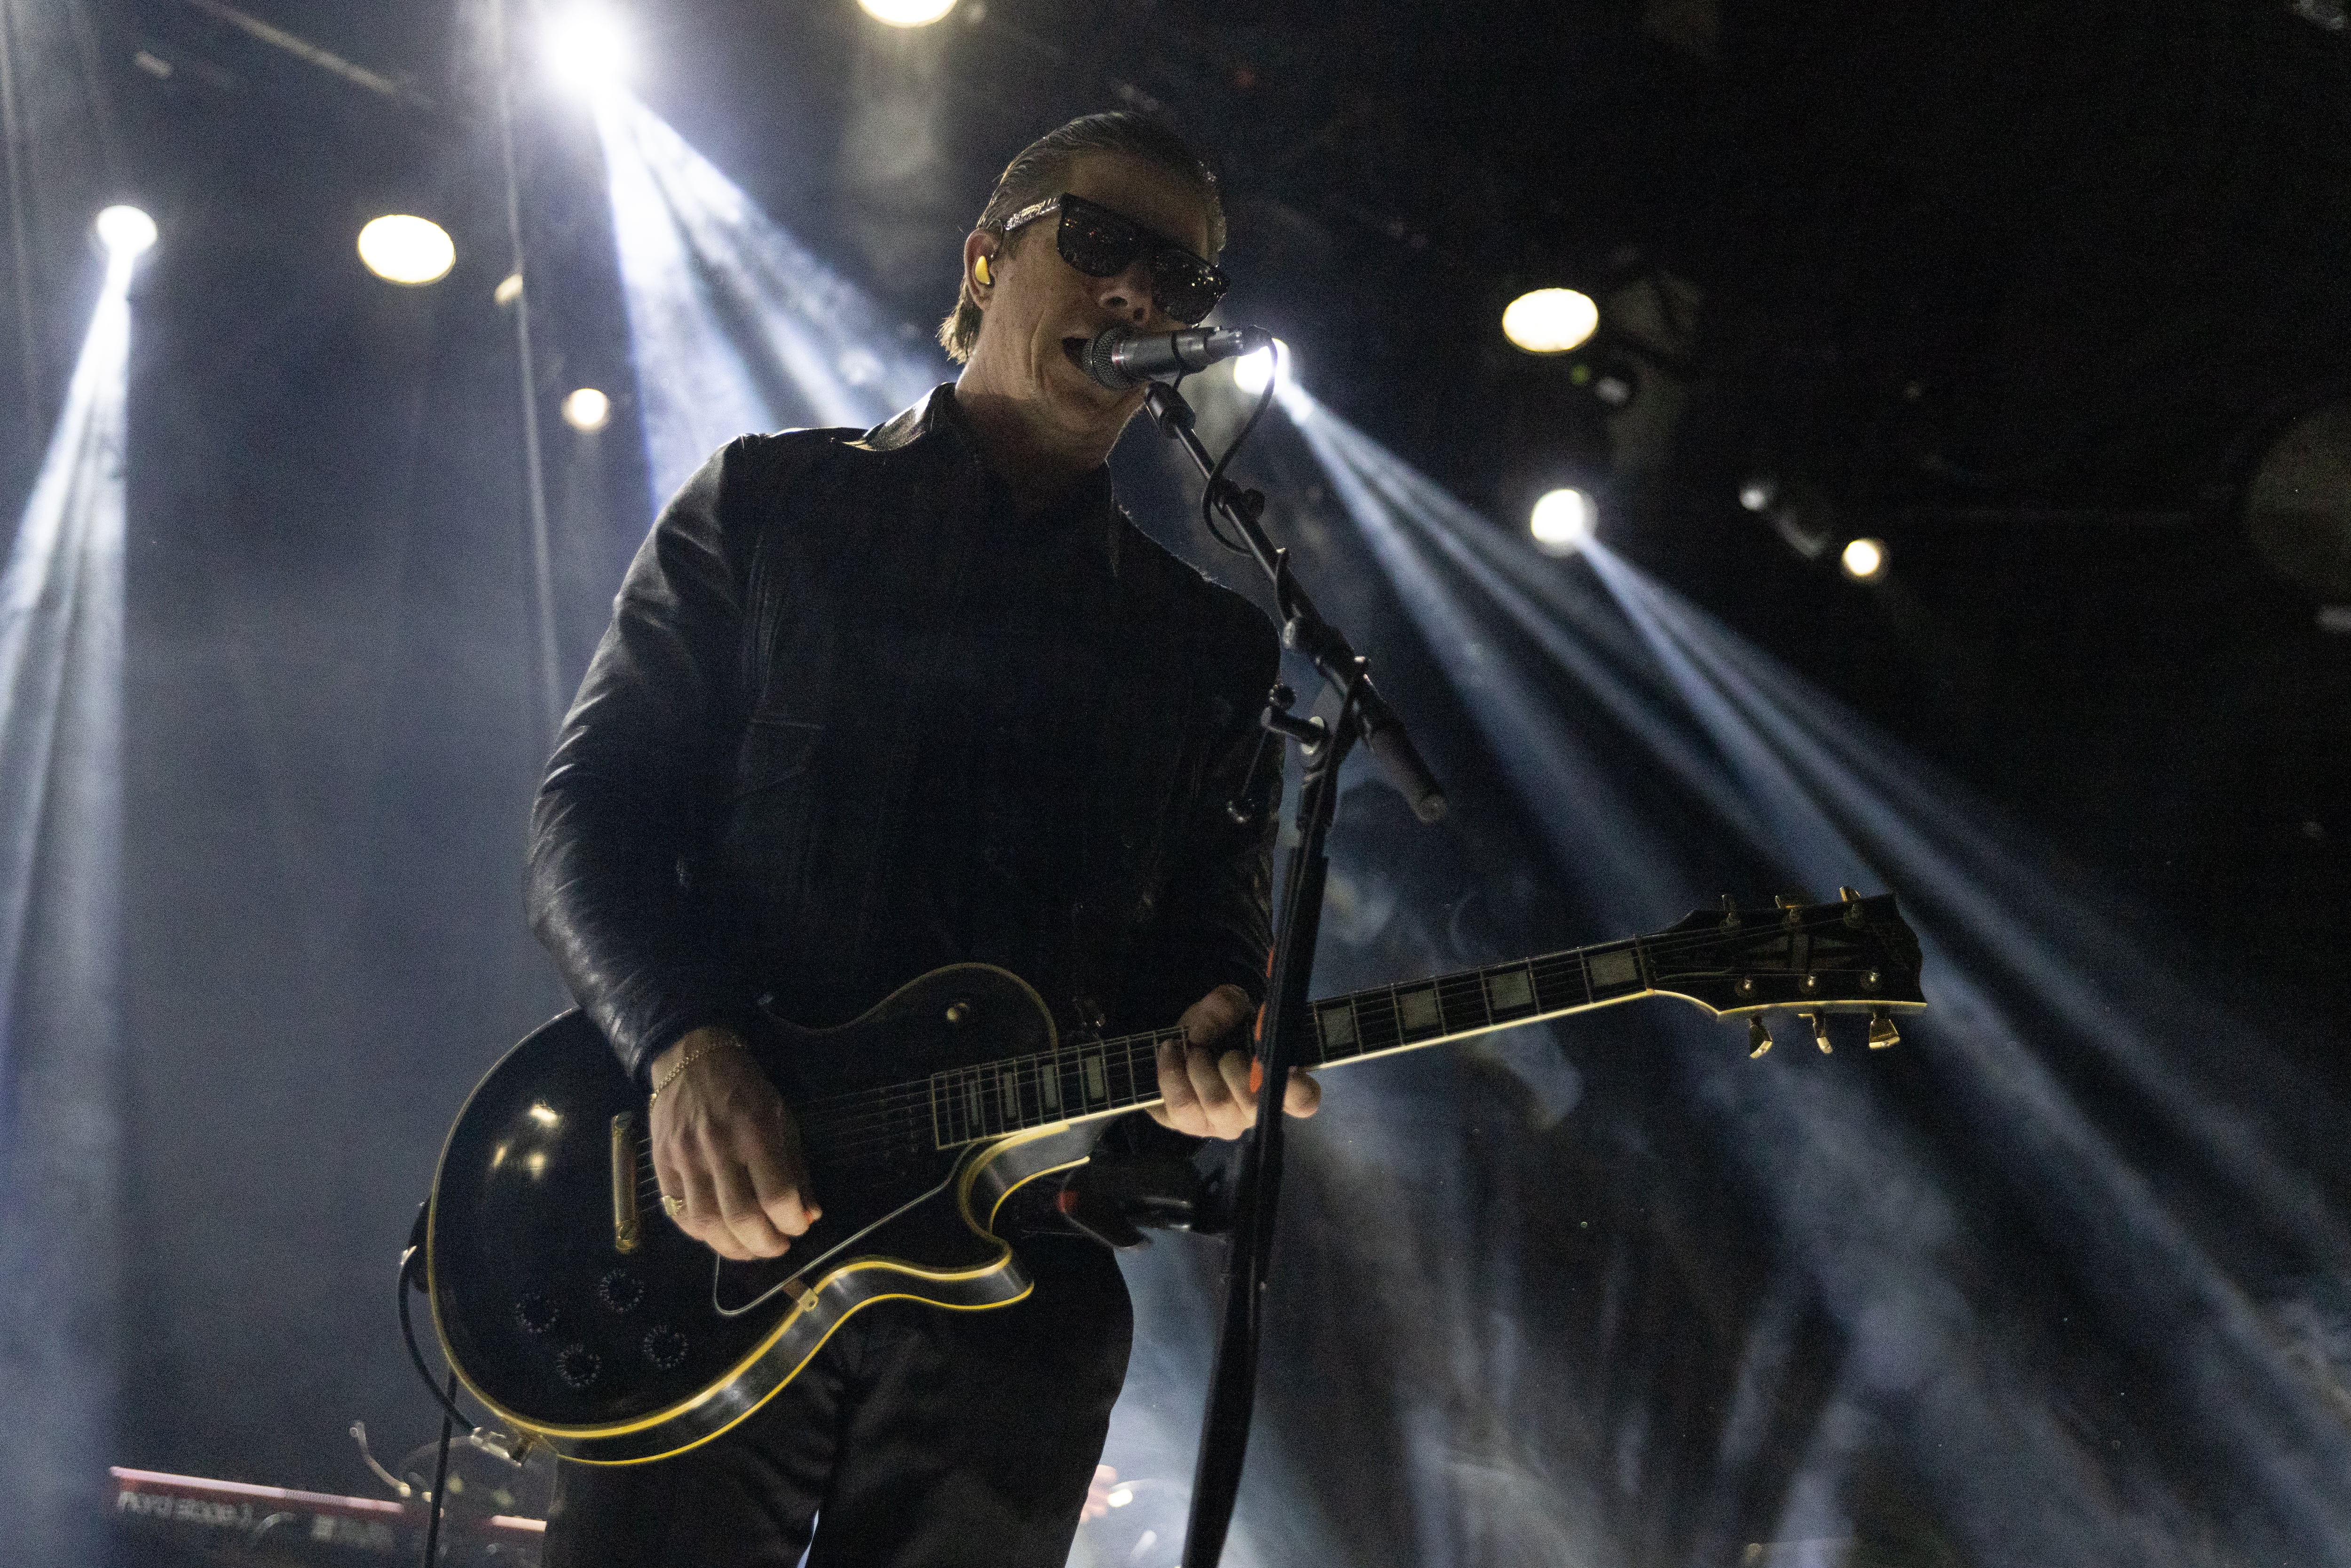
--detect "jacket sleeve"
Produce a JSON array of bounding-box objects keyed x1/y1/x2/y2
[
  {"x1": 1143, "y1": 594, "x2": 1284, "y2": 1014},
  {"x1": 526, "y1": 436, "x2": 805, "y2": 1084}
]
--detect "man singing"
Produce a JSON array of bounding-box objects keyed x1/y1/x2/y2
[{"x1": 529, "y1": 111, "x2": 1319, "y2": 1566}]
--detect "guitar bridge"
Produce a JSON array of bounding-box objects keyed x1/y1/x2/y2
[{"x1": 611, "y1": 1112, "x2": 641, "y2": 1254}]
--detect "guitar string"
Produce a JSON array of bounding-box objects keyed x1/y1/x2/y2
[
  {"x1": 650, "y1": 1006, "x2": 1901, "y2": 1183},
  {"x1": 780, "y1": 917, "x2": 1895, "y2": 1136},
  {"x1": 722, "y1": 915, "x2": 1891, "y2": 1133},
  {"x1": 689, "y1": 924, "x2": 1908, "y2": 1161},
  {"x1": 619, "y1": 921, "x2": 1910, "y2": 1173}
]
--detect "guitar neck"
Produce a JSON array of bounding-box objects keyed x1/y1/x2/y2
[{"x1": 901, "y1": 938, "x2": 1657, "y2": 1150}]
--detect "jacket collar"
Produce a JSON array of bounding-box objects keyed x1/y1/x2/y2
[
  {"x1": 853, "y1": 382, "x2": 960, "y2": 454},
  {"x1": 857, "y1": 383, "x2": 1121, "y2": 544}
]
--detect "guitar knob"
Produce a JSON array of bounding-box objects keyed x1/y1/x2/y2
[
  {"x1": 641, "y1": 1325, "x2": 689, "y2": 1371},
  {"x1": 515, "y1": 1293, "x2": 560, "y2": 1338},
  {"x1": 1746, "y1": 1017, "x2": 1772, "y2": 1058},
  {"x1": 597, "y1": 1270, "x2": 645, "y2": 1315},
  {"x1": 554, "y1": 1345, "x2": 602, "y2": 1390}
]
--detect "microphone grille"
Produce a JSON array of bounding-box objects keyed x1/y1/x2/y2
[{"x1": 1080, "y1": 328, "x2": 1136, "y2": 391}]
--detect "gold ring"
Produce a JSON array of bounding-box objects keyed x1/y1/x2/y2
[{"x1": 662, "y1": 1194, "x2": 685, "y2": 1218}]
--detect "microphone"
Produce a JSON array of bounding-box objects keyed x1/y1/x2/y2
[{"x1": 1080, "y1": 325, "x2": 1274, "y2": 391}]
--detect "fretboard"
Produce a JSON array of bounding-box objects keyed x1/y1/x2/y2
[{"x1": 879, "y1": 938, "x2": 1655, "y2": 1152}]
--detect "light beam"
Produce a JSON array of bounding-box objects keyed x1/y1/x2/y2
[
  {"x1": 591, "y1": 93, "x2": 942, "y2": 504},
  {"x1": 1260, "y1": 373, "x2": 2351, "y2": 1565},
  {"x1": 0, "y1": 218, "x2": 138, "y2": 1568}
]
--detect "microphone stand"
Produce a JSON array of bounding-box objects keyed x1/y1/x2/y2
[{"x1": 1139, "y1": 379, "x2": 1443, "y2": 1568}]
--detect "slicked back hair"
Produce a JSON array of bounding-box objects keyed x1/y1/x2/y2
[{"x1": 938, "y1": 112, "x2": 1225, "y2": 364}]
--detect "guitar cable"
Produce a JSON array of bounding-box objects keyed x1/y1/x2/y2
[
  {"x1": 421, "y1": 1371, "x2": 457, "y2": 1568},
  {"x1": 398, "y1": 1202, "x2": 473, "y2": 1565},
  {"x1": 398, "y1": 1203, "x2": 478, "y2": 1436}
]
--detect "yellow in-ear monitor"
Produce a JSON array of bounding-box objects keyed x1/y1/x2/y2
[{"x1": 974, "y1": 254, "x2": 992, "y2": 285}]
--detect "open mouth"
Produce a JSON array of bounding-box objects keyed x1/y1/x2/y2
[{"x1": 1060, "y1": 336, "x2": 1089, "y2": 370}]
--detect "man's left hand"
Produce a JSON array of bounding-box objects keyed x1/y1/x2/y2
[{"x1": 1147, "y1": 983, "x2": 1321, "y2": 1140}]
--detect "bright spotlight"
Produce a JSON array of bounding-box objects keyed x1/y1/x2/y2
[
  {"x1": 546, "y1": 7, "x2": 631, "y2": 91},
  {"x1": 1502, "y1": 288, "x2": 1598, "y2": 355},
  {"x1": 1529, "y1": 488, "x2": 1595, "y2": 556},
  {"x1": 561, "y1": 386, "x2": 612, "y2": 431},
  {"x1": 94, "y1": 205, "x2": 157, "y2": 259},
  {"x1": 859, "y1": 0, "x2": 957, "y2": 23},
  {"x1": 1232, "y1": 339, "x2": 1287, "y2": 397},
  {"x1": 1840, "y1": 536, "x2": 1888, "y2": 582},
  {"x1": 356, "y1": 215, "x2": 455, "y2": 286},
  {"x1": 1738, "y1": 477, "x2": 1777, "y2": 512}
]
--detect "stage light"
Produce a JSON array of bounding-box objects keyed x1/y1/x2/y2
[
  {"x1": 1232, "y1": 340, "x2": 1287, "y2": 397},
  {"x1": 494, "y1": 272, "x2": 523, "y2": 307},
  {"x1": 1840, "y1": 536, "x2": 1887, "y2": 581},
  {"x1": 561, "y1": 387, "x2": 611, "y2": 431},
  {"x1": 1501, "y1": 288, "x2": 1597, "y2": 355},
  {"x1": 94, "y1": 205, "x2": 156, "y2": 259},
  {"x1": 1529, "y1": 488, "x2": 1594, "y2": 555},
  {"x1": 356, "y1": 215, "x2": 454, "y2": 285},
  {"x1": 858, "y1": 0, "x2": 957, "y2": 24},
  {"x1": 546, "y1": 7, "x2": 631, "y2": 92},
  {"x1": 1738, "y1": 477, "x2": 1777, "y2": 512}
]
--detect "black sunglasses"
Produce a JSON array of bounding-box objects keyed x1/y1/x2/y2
[{"x1": 998, "y1": 193, "x2": 1229, "y2": 326}]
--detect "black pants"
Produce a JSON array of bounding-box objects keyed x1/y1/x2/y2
[{"x1": 541, "y1": 1238, "x2": 1131, "y2": 1568}]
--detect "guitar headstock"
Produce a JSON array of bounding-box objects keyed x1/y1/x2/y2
[{"x1": 1644, "y1": 888, "x2": 1925, "y2": 1056}]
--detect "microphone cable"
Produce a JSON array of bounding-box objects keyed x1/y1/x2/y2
[{"x1": 1198, "y1": 370, "x2": 1281, "y2": 559}]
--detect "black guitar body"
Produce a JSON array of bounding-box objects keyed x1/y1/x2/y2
[{"x1": 426, "y1": 965, "x2": 1097, "y2": 1465}]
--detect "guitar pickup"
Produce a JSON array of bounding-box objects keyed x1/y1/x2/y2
[{"x1": 611, "y1": 1112, "x2": 641, "y2": 1254}]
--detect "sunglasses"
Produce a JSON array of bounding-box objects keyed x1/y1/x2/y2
[{"x1": 997, "y1": 193, "x2": 1229, "y2": 326}]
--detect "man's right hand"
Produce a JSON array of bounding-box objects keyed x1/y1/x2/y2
[{"x1": 648, "y1": 1026, "x2": 821, "y2": 1261}]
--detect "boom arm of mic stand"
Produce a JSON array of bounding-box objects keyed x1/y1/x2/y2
[{"x1": 1142, "y1": 383, "x2": 1446, "y2": 823}]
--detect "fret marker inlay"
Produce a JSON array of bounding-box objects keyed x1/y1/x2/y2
[
  {"x1": 1398, "y1": 987, "x2": 1441, "y2": 1032},
  {"x1": 1486, "y1": 969, "x2": 1533, "y2": 1011},
  {"x1": 1588, "y1": 950, "x2": 1639, "y2": 988}
]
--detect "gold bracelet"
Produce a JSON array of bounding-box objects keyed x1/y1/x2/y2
[{"x1": 649, "y1": 1033, "x2": 742, "y2": 1104}]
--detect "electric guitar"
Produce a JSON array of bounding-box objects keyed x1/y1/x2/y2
[{"x1": 426, "y1": 890, "x2": 1924, "y2": 1465}]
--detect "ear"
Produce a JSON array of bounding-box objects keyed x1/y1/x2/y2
[{"x1": 962, "y1": 230, "x2": 999, "y2": 303}]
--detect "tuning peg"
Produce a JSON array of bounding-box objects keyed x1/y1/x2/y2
[
  {"x1": 1776, "y1": 895, "x2": 1803, "y2": 927},
  {"x1": 1868, "y1": 1009, "x2": 1901, "y2": 1049},
  {"x1": 1839, "y1": 886, "x2": 1865, "y2": 926},
  {"x1": 1746, "y1": 1017, "x2": 1773, "y2": 1058},
  {"x1": 1719, "y1": 894, "x2": 1742, "y2": 930},
  {"x1": 1806, "y1": 1012, "x2": 1832, "y2": 1053}
]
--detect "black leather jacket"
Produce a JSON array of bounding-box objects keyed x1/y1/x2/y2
[{"x1": 528, "y1": 386, "x2": 1281, "y2": 1084}]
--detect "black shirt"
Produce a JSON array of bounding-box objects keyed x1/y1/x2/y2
[{"x1": 899, "y1": 464, "x2": 1124, "y2": 1024}]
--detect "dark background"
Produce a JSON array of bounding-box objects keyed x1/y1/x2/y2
[{"x1": 1, "y1": 0, "x2": 2345, "y2": 1563}]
